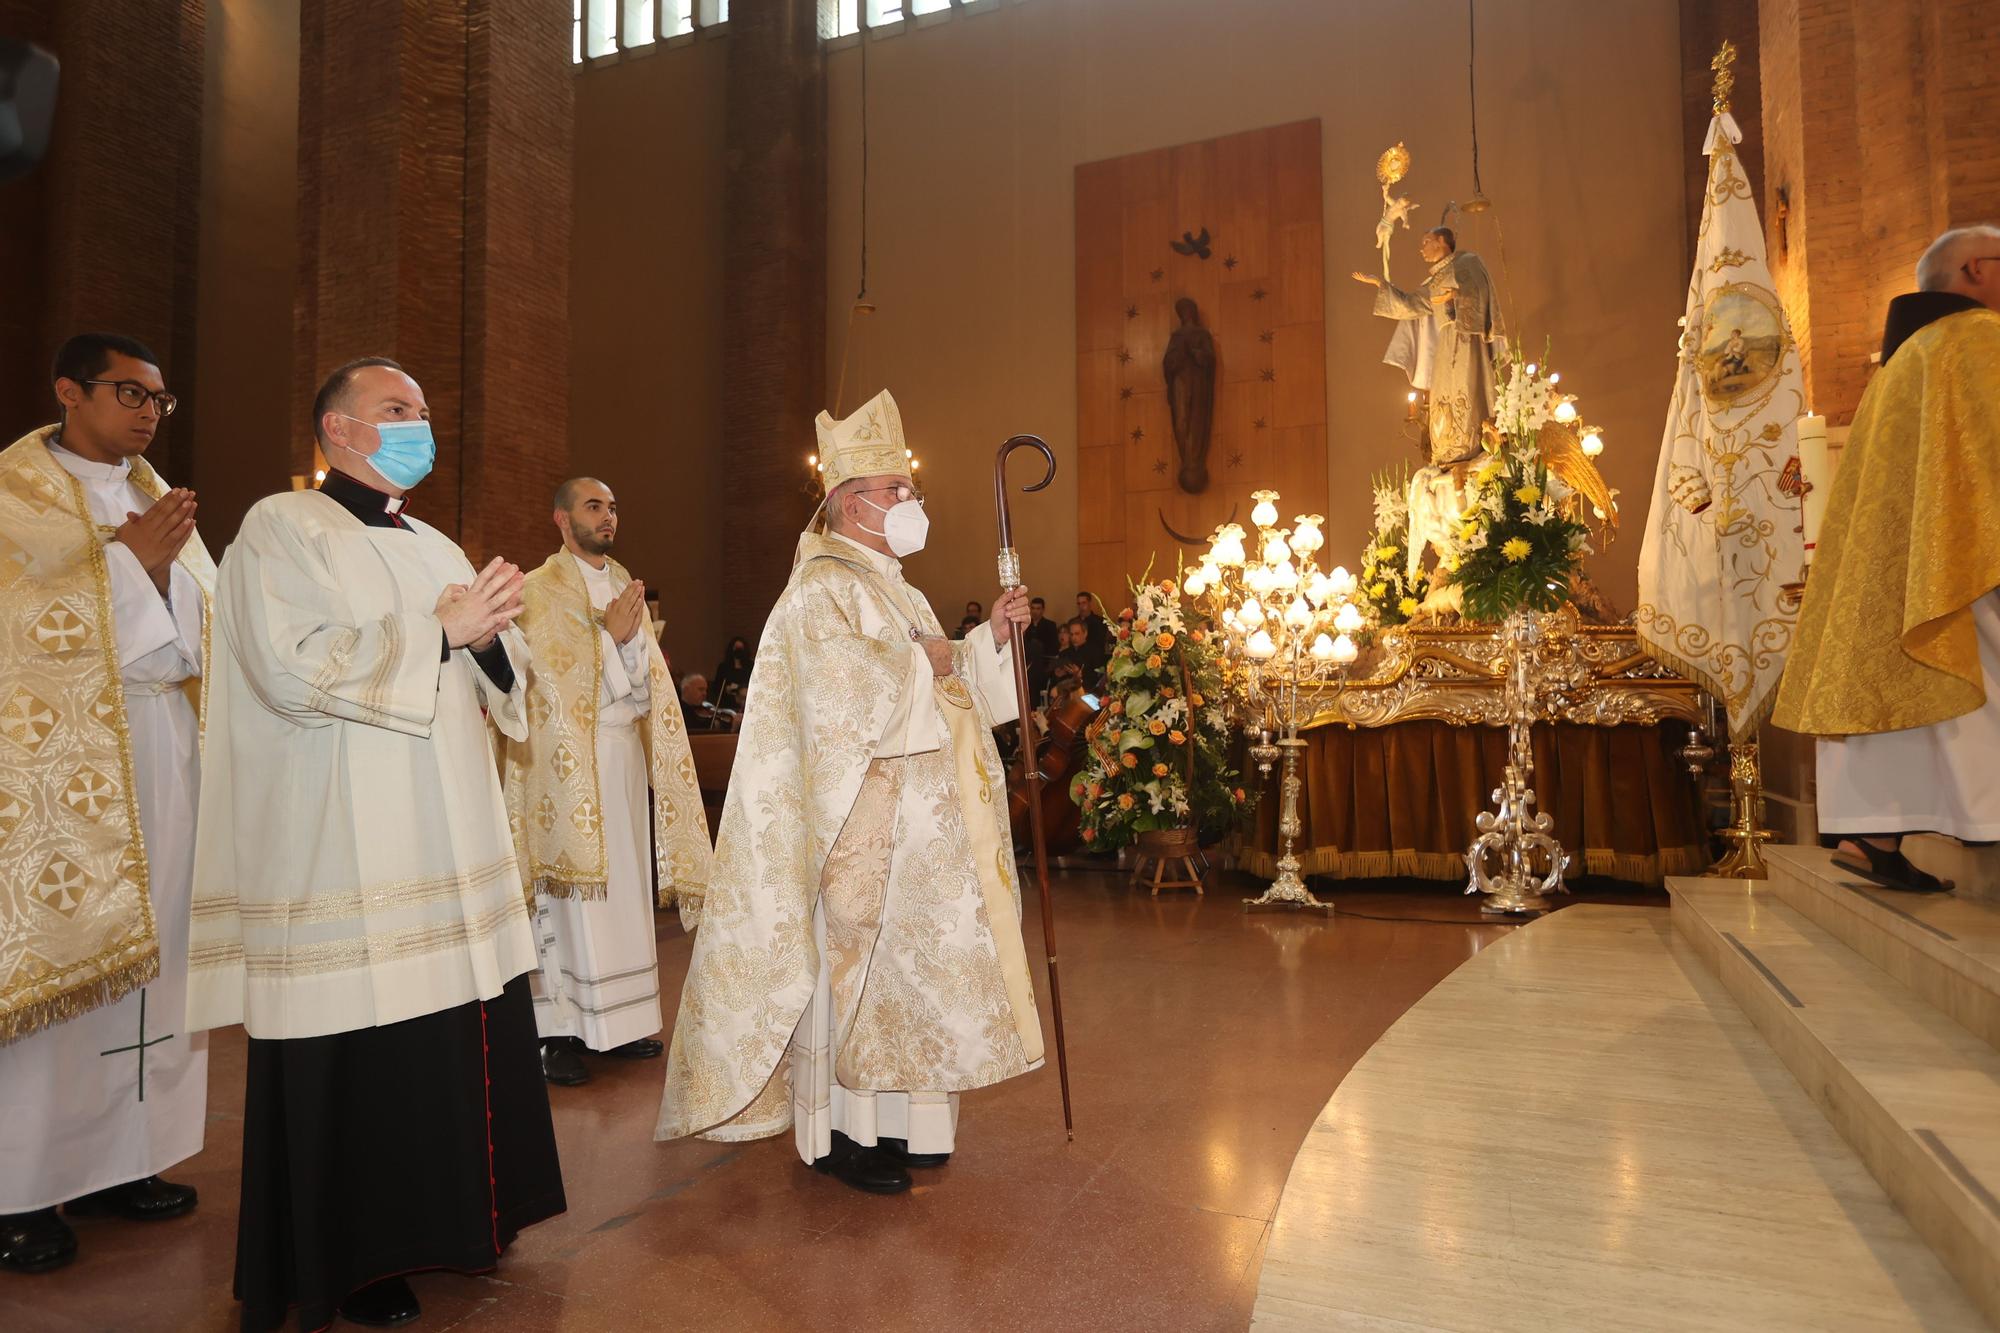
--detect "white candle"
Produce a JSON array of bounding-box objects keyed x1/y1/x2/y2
[{"x1": 1796, "y1": 413, "x2": 1830, "y2": 554}]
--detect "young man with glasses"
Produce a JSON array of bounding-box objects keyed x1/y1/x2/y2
[
  {"x1": 1777, "y1": 225, "x2": 2000, "y2": 893},
  {"x1": 0, "y1": 333, "x2": 213, "y2": 1273},
  {"x1": 656, "y1": 389, "x2": 1044, "y2": 1197}
]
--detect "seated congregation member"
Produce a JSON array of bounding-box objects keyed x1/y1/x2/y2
[
  {"x1": 1775, "y1": 225, "x2": 2000, "y2": 892},
  {"x1": 656, "y1": 389, "x2": 1044, "y2": 1196},
  {"x1": 712, "y1": 634, "x2": 753, "y2": 712},
  {"x1": 680, "y1": 672, "x2": 715, "y2": 731},
  {"x1": 0, "y1": 334, "x2": 212, "y2": 1273},
  {"x1": 187, "y1": 357, "x2": 564, "y2": 1330},
  {"x1": 504, "y1": 477, "x2": 710, "y2": 1088}
]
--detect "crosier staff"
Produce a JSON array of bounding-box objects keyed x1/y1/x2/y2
[{"x1": 994, "y1": 434, "x2": 1073, "y2": 1140}]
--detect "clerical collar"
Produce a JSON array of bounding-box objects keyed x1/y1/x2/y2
[
  {"x1": 1880, "y1": 292, "x2": 1984, "y2": 363},
  {"x1": 46, "y1": 433, "x2": 135, "y2": 483},
  {"x1": 569, "y1": 550, "x2": 612, "y2": 581},
  {"x1": 318, "y1": 467, "x2": 409, "y2": 528}
]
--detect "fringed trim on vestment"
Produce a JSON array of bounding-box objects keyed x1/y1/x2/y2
[
  {"x1": 533, "y1": 877, "x2": 610, "y2": 902},
  {"x1": 0, "y1": 948, "x2": 160, "y2": 1047}
]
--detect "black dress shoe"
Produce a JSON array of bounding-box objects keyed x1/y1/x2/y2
[
  {"x1": 598, "y1": 1037, "x2": 664, "y2": 1060},
  {"x1": 64, "y1": 1175, "x2": 198, "y2": 1221},
  {"x1": 812, "y1": 1131, "x2": 911, "y2": 1195},
  {"x1": 339, "y1": 1275, "x2": 421, "y2": 1328},
  {"x1": 878, "y1": 1136, "x2": 952, "y2": 1168},
  {"x1": 0, "y1": 1208, "x2": 77, "y2": 1273},
  {"x1": 540, "y1": 1038, "x2": 591, "y2": 1086}
]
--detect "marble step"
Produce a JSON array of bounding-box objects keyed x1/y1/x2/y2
[
  {"x1": 1767, "y1": 845, "x2": 2000, "y2": 1051},
  {"x1": 1669, "y1": 878, "x2": 2000, "y2": 1327},
  {"x1": 1904, "y1": 836, "x2": 2000, "y2": 904}
]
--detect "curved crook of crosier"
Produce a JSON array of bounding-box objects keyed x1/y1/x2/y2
[{"x1": 994, "y1": 434, "x2": 1057, "y2": 550}]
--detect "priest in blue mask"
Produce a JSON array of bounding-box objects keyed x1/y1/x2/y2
[{"x1": 187, "y1": 357, "x2": 565, "y2": 1331}]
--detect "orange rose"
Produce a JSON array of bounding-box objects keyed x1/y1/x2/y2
[
  {"x1": 1190, "y1": 692, "x2": 1205, "y2": 707},
  {"x1": 1081, "y1": 827, "x2": 1097, "y2": 842},
  {"x1": 1160, "y1": 579, "x2": 1176, "y2": 594},
  {"x1": 1148, "y1": 719, "x2": 1166, "y2": 736},
  {"x1": 1109, "y1": 699, "x2": 1124, "y2": 715},
  {"x1": 1150, "y1": 762, "x2": 1168, "y2": 777},
  {"x1": 1117, "y1": 793, "x2": 1135, "y2": 810},
  {"x1": 1192, "y1": 629, "x2": 1207, "y2": 643},
  {"x1": 1146, "y1": 654, "x2": 1163, "y2": 669},
  {"x1": 1156, "y1": 632, "x2": 1175, "y2": 649},
  {"x1": 1234, "y1": 787, "x2": 1247, "y2": 801},
  {"x1": 1136, "y1": 619, "x2": 1150, "y2": 634},
  {"x1": 1088, "y1": 782, "x2": 1103, "y2": 800},
  {"x1": 1169, "y1": 729, "x2": 1186, "y2": 745},
  {"x1": 1117, "y1": 628, "x2": 1131, "y2": 641},
  {"x1": 1121, "y1": 752, "x2": 1138, "y2": 769},
  {"x1": 1161, "y1": 686, "x2": 1177, "y2": 699}
]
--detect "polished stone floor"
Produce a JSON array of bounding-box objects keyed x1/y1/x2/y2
[{"x1": 6, "y1": 871, "x2": 1613, "y2": 1332}]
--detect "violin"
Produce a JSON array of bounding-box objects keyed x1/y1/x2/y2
[{"x1": 1007, "y1": 688, "x2": 1098, "y2": 853}]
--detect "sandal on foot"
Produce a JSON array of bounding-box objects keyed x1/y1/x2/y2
[{"x1": 1832, "y1": 840, "x2": 1954, "y2": 894}]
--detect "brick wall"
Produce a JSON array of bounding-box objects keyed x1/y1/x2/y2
[
  {"x1": 294, "y1": 0, "x2": 570, "y2": 562},
  {"x1": 0, "y1": 1, "x2": 205, "y2": 477},
  {"x1": 1756, "y1": 0, "x2": 2000, "y2": 424}
]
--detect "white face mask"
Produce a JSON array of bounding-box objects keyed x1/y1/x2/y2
[{"x1": 857, "y1": 494, "x2": 930, "y2": 557}]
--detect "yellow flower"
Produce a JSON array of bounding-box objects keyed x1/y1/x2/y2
[
  {"x1": 1156, "y1": 632, "x2": 1175, "y2": 649},
  {"x1": 1399, "y1": 596, "x2": 1419, "y2": 617},
  {"x1": 1458, "y1": 521, "x2": 1479, "y2": 542},
  {"x1": 1146, "y1": 653, "x2": 1163, "y2": 670},
  {"x1": 1513, "y1": 483, "x2": 1542, "y2": 505},
  {"x1": 1121, "y1": 752, "x2": 1139, "y2": 769},
  {"x1": 1476, "y1": 461, "x2": 1502, "y2": 486},
  {"x1": 1375, "y1": 545, "x2": 1399, "y2": 561},
  {"x1": 1502, "y1": 537, "x2": 1532, "y2": 563},
  {"x1": 1118, "y1": 793, "x2": 1136, "y2": 810},
  {"x1": 1152, "y1": 762, "x2": 1170, "y2": 777},
  {"x1": 1148, "y1": 719, "x2": 1167, "y2": 736},
  {"x1": 1169, "y1": 729, "x2": 1187, "y2": 745},
  {"x1": 1441, "y1": 555, "x2": 1461, "y2": 573},
  {"x1": 1369, "y1": 582, "x2": 1387, "y2": 599}
]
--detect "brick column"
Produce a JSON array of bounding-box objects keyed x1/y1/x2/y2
[
  {"x1": 721, "y1": 0, "x2": 827, "y2": 623},
  {"x1": 0, "y1": 1, "x2": 205, "y2": 473},
  {"x1": 294, "y1": 0, "x2": 570, "y2": 560},
  {"x1": 1758, "y1": 0, "x2": 2000, "y2": 424}
]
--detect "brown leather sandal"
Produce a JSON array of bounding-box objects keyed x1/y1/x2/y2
[{"x1": 1832, "y1": 839, "x2": 1954, "y2": 894}]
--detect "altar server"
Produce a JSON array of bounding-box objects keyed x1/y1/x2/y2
[
  {"x1": 0, "y1": 334, "x2": 212, "y2": 1274},
  {"x1": 187, "y1": 357, "x2": 564, "y2": 1329},
  {"x1": 504, "y1": 477, "x2": 710, "y2": 1087},
  {"x1": 656, "y1": 389, "x2": 1043, "y2": 1195}
]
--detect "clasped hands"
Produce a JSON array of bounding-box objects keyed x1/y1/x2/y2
[
  {"x1": 436, "y1": 557, "x2": 526, "y2": 651},
  {"x1": 114, "y1": 489, "x2": 197, "y2": 595}
]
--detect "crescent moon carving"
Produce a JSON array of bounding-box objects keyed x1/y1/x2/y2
[{"x1": 1158, "y1": 503, "x2": 1239, "y2": 548}]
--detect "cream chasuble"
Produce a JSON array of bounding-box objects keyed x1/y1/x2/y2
[
  {"x1": 0, "y1": 428, "x2": 213, "y2": 1211},
  {"x1": 656, "y1": 531, "x2": 1043, "y2": 1152},
  {"x1": 506, "y1": 550, "x2": 709, "y2": 1049},
  {"x1": 187, "y1": 490, "x2": 537, "y2": 1040}
]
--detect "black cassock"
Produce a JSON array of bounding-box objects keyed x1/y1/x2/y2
[{"x1": 233, "y1": 470, "x2": 564, "y2": 1332}]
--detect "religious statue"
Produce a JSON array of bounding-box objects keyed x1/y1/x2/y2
[
  {"x1": 1353, "y1": 224, "x2": 1498, "y2": 465},
  {"x1": 1162, "y1": 296, "x2": 1218, "y2": 494}
]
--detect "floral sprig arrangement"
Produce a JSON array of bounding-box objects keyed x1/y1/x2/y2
[
  {"x1": 1357, "y1": 465, "x2": 1430, "y2": 627},
  {"x1": 1435, "y1": 350, "x2": 1592, "y2": 623},
  {"x1": 1069, "y1": 576, "x2": 1250, "y2": 851}
]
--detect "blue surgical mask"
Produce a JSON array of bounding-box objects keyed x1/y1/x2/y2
[{"x1": 344, "y1": 415, "x2": 436, "y2": 489}]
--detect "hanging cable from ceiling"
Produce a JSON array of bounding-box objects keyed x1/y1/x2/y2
[{"x1": 833, "y1": 27, "x2": 877, "y2": 417}]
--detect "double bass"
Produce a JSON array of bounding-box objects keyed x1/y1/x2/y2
[{"x1": 1006, "y1": 686, "x2": 1097, "y2": 853}]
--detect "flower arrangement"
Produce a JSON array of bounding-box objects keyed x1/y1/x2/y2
[
  {"x1": 1070, "y1": 576, "x2": 1249, "y2": 851},
  {"x1": 1435, "y1": 352, "x2": 1596, "y2": 624},
  {"x1": 1357, "y1": 465, "x2": 1430, "y2": 627}
]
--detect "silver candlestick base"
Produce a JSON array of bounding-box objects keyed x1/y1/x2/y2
[
  {"x1": 1465, "y1": 610, "x2": 1570, "y2": 916},
  {"x1": 1245, "y1": 738, "x2": 1333, "y2": 913}
]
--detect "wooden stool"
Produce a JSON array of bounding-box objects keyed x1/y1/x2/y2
[{"x1": 1129, "y1": 828, "x2": 1206, "y2": 897}]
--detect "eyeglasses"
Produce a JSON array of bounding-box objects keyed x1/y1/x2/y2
[
  {"x1": 854, "y1": 483, "x2": 924, "y2": 505},
  {"x1": 82, "y1": 379, "x2": 177, "y2": 416}
]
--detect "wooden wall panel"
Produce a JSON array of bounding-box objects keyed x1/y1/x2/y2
[{"x1": 1074, "y1": 120, "x2": 1328, "y2": 608}]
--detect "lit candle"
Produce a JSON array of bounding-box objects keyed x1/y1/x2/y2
[
  {"x1": 1332, "y1": 634, "x2": 1358, "y2": 665},
  {"x1": 1246, "y1": 629, "x2": 1278, "y2": 660},
  {"x1": 1310, "y1": 633, "x2": 1337, "y2": 661},
  {"x1": 1796, "y1": 413, "x2": 1830, "y2": 555}
]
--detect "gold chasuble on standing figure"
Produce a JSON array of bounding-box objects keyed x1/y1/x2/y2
[
  {"x1": 655, "y1": 528, "x2": 1043, "y2": 1144},
  {"x1": 504, "y1": 552, "x2": 710, "y2": 906},
  {"x1": 0, "y1": 427, "x2": 215, "y2": 1044},
  {"x1": 1775, "y1": 307, "x2": 2000, "y2": 736}
]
